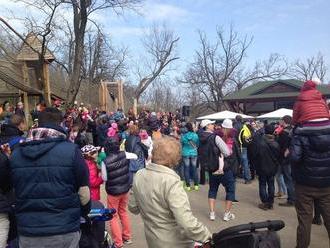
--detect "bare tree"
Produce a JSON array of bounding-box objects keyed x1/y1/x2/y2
[
  {"x1": 1, "y1": 0, "x2": 61, "y2": 105},
  {"x1": 133, "y1": 24, "x2": 180, "y2": 114},
  {"x1": 141, "y1": 78, "x2": 184, "y2": 112},
  {"x1": 66, "y1": 0, "x2": 142, "y2": 105},
  {"x1": 13, "y1": 0, "x2": 141, "y2": 105},
  {"x1": 289, "y1": 52, "x2": 327, "y2": 82},
  {"x1": 181, "y1": 26, "x2": 287, "y2": 111}
]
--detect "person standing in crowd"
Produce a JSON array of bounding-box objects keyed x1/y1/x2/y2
[
  {"x1": 14, "y1": 102, "x2": 25, "y2": 117},
  {"x1": 129, "y1": 137, "x2": 212, "y2": 248},
  {"x1": 181, "y1": 122, "x2": 200, "y2": 191},
  {"x1": 290, "y1": 79, "x2": 330, "y2": 248},
  {"x1": 30, "y1": 102, "x2": 46, "y2": 122},
  {"x1": 220, "y1": 119, "x2": 241, "y2": 200},
  {"x1": 96, "y1": 116, "x2": 109, "y2": 147},
  {"x1": 237, "y1": 119, "x2": 253, "y2": 184},
  {"x1": 198, "y1": 120, "x2": 234, "y2": 222},
  {"x1": 233, "y1": 115, "x2": 243, "y2": 133},
  {"x1": 101, "y1": 138, "x2": 137, "y2": 248},
  {"x1": 0, "y1": 114, "x2": 26, "y2": 151},
  {"x1": 250, "y1": 124, "x2": 281, "y2": 210},
  {"x1": 277, "y1": 115, "x2": 295, "y2": 207},
  {"x1": 107, "y1": 122, "x2": 120, "y2": 142},
  {"x1": 81, "y1": 145, "x2": 103, "y2": 201},
  {"x1": 9, "y1": 107, "x2": 91, "y2": 248},
  {"x1": 139, "y1": 129, "x2": 153, "y2": 160},
  {"x1": 125, "y1": 125, "x2": 148, "y2": 175},
  {"x1": 0, "y1": 149, "x2": 11, "y2": 247},
  {"x1": 0, "y1": 101, "x2": 13, "y2": 124}
]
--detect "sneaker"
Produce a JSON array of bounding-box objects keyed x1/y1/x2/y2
[
  {"x1": 223, "y1": 211, "x2": 235, "y2": 221},
  {"x1": 185, "y1": 186, "x2": 191, "y2": 192},
  {"x1": 194, "y1": 185, "x2": 199, "y2": 191},
  {"x1": 209, "y1": 211, "x2": 216, "y2": 221},
  {"x1": 279, "y1": 201, "x2": 294, "y2": 207},
  {"x1": 123, "y1": 239, "x2": 133, "y2": 245}
]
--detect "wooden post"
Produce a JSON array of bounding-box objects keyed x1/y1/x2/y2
[
  {"x1": 43, "y1": 63, "x2": 51, "y2": 106},
  {"x1": 23, "y1": 92, "x2": 29, "y2": 125},
  {"x1": 133, "y1": 98, "x2": 138, "y2": 116},
  {"x1": 21, "y1": 62, "x2": 30, "y2": 125},
  {"x1": 118, "y1": 80, "x2": 124, "y2": 111}
]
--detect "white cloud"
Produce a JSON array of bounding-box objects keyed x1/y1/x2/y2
[{"x1": 142, "y1": 2, "x2": 191, "y2": 23}]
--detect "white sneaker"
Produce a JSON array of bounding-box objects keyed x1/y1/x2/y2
[
  {"x1": 209, "y1": 211, "x2": 216, "y2": 221},
  {"x1": 223, "y1": 211, "x2": 235, "y2": 222}
]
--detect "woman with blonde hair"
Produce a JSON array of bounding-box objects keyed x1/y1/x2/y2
[{"x1": 129, "y1": 137, "x2": 212, "y2": 248}]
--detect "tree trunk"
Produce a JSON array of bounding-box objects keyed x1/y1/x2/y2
[
  {"x1": 66, "y1": 39, "x2": 84, "y2": 105},
  {"x1": 133, "y1": 97, "x2": 138, "y2": 116}
]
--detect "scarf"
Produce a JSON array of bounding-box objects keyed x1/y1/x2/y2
[{"x1": 26, "y1": 127, "x2": 67, "y2": 142}]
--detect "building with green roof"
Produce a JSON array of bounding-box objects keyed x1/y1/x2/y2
[{"x1": 224, "y1": 79, "x2": 330, "y2": 115}]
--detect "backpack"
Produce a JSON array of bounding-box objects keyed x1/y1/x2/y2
[{"x1": 239, "y1": 124, "x2": 252, "y2": 148}]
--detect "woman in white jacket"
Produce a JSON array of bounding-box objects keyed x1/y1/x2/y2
[{"x1": 129, "y1": 137, "x2": 211, "y2": 248}]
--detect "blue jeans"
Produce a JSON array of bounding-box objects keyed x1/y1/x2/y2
[
  {"x1": 241, "y1": 148, "x2": 251, "y2": 181},
  {"x1": 183, "y1": 156, "x2": 199, "y2": 186},
  {"x1": 208, "y1": 170, "x2": 235, "y2": 201},
  {"x1": 258, "y1": 175, "x2": 275, "y2": 204},
  {"x1": 275, "y1": 166, "x2": 287, "y2": 194},
  {"x1": 281, "y1": 159, "x2": 295, "y2": 203}
]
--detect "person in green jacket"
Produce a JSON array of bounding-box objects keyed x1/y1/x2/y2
[{"x1": 181, "y1": 123, "x2": 200, "y2": 191}]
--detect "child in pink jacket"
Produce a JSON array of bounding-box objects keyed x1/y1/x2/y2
[{"x1": 81, "y1": 145, "x2": 103, "y2": 201}]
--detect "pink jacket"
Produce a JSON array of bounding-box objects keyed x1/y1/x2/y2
[{"x1": 86, "y1": 159, "x2": 103, "y2": 201}]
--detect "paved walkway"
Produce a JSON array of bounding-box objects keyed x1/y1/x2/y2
[{"x1": 101, "y1": 180, "x2": 329, "y2": 248}]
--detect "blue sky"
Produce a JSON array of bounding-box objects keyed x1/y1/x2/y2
[
  {"x1": 1, "y1": 0, "x2": 330, "y2": 81},
  {"x1": 104, "y1": 0, "x2": 330, "y2": 78}
]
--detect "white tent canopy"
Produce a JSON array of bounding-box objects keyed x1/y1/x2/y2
[
  {"x1": 257, "y1": 108, "x2": 293, "y2": 119},
  {"x1": 197, "y1": 110, "x2": 253, "y2": 120}
]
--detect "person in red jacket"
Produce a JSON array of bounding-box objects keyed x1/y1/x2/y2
[
  {"x1": 81, "y1": 145, "x2": 103, "y2": 201},
  {"x1": 292, "y1": 78, "x2": 330, "y2": 125}
]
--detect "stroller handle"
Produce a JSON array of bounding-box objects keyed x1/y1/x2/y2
[{"x1": 213, "y1": 220, "x2": 285, "y2": 239}]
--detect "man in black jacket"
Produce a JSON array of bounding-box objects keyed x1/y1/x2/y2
[
  {"x1": 0, "y1": 150, "x2": 11, "y2": 247},
  {"x1": 290, "y1": 120, "x2": 330, "y2": 248},
  {"x1": 250, "y1": 124, "x2": 281, "y2": 210}
]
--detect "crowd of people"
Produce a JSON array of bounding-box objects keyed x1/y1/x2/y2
[{"x1": 0, "y1": 79, "x2": 329, "y2": 248}]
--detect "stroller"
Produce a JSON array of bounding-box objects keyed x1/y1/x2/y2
[
  {"x1": 211, "y1": 220, "x2": 285, "y2": 248},
  {"x1": 80, "y1": 201, "x2": 116, "y2": 248},
  {"x1": 196, "y1": 220, "x2": 285, "y2": 248}
]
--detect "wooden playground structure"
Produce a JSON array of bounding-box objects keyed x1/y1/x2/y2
[{"x1": 0, "y1": 33, "x2": 125, "y2": 124}]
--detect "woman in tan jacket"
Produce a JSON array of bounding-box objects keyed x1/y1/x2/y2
[{"x1": 129, "y1": 137, "x2": 212, "y2": 248}]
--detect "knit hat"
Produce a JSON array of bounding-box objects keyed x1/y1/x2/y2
[
  {"x1": 222, "y1": 119, "x2": 233, "y2": 129},
  {"x1": 301, "y1": 78, "x2": 321, "y2": 91},
  {"x1": 81, "y1": 145, "x2": 100, "y2": 155}
]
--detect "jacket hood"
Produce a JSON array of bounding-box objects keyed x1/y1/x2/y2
[
  {"x1": 199, "y1": 131, "x2": 214, "y2": 144},
  {"x1": 19, "y1": 137, "x2": 66, "y2": 159},
  {"x1": 182, "y1": 132, "x2": 196, "y2": 141}
]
